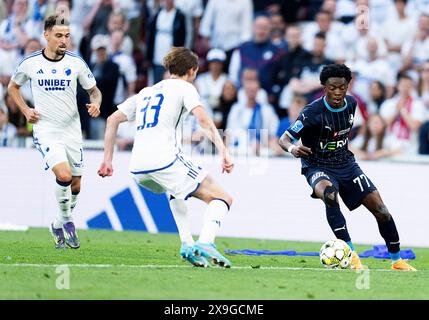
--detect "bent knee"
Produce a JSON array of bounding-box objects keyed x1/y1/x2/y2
[
  {"x1": 323, "y1": 185, "x2": 338, "y2": 207},
  {"x1": 374, "y1": 205, "x2": 391, "y2": 223},
  {"x1": 56, "y1": 170, "x2": 72, "y2": 183}
]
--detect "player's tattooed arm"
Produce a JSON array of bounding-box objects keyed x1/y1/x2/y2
[
  {"x1": 278, "y1": 132, "x2": 312, "y2": 158},
  {"x1": 86, "y1": 85, "x2": 102, "y2": 118}
]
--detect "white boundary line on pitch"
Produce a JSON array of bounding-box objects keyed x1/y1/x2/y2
[{"x1": 0, "y1": 263, "x2": 420, "y2": 272}]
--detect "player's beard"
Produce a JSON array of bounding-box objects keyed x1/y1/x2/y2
[{"x1": 56, "y1": 46, "x2": 67, "y2": 56}]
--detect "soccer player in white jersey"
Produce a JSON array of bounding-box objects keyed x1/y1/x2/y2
[
  {"x1": 7, "y1": 15, "x2": 102, "y2": 249},
  {"x1": 98, "y1": 47, "x2": 234, "y2": 268}
]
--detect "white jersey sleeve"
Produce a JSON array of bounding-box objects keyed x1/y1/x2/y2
[
  {"x1": 117, "y1": 93, "x2": 138, "y2": 121},
  {"x1": 77, "y1": 58, "x2": 96, "y2": 90},
  {"x1": 183, "y1": 83, "x2": 202, "y2": 113},
  {"x1": 11, "y1": 59, "x2": 31, "y2": 86}
]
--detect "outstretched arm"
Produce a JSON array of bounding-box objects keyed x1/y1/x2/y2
[
  {"x1": 191, "y1": 105, "x2": 234, "y2": 173},
  {"x1": 98, "y1": 110, "x2": 128, "y2": 177},
  {"x1": 278, "y1": 131, "x2": 312, "y2": 158},
  {"x1": 85, "y1": 85, "x2": 102, "y2": 117}
]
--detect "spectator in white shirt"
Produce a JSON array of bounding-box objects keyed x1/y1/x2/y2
[
  {"x1": 380, "y1": 73, "x2": 426, "y2": 154},
  {"x1": 195, "y1": 48, "x2": 228, "y2": 128},
  {"x1": 226, "y1": 75, "x2": 279, "y2": 156},
  {"x1": 401, "y1": 14, "x2": 429, "y2": 72},
  {"x1": 109, "y1": 29, "x2": 137, "y2": 106},
  {"x1": 146, "y1": 0, "x2": 186, "y2": 85},
  {"x1": 199, "y1": 0, "x2": 253, "y2": 66},
  {"x1": 352, "y1": 37, "x2": 396, "y2": 102},
  {"x1": 302, "y1": 10, "x2": 346, "y2": 62},
  {"x1": 380, "y1": 0, "x2": 417, "y2": 73}
]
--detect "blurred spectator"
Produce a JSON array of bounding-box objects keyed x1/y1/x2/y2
[
  {"x1": 380, "y1": 73, "x2": 426, "y2": 154},
  {"x1": 401, "y1": 14, "x2": 429, "y2": 73},
  {"x1": 226, "y1": 75, "x2": 279, "y2": 156},
  {"x1": 218, "y1": 79, "x2": 237, "y2": 130},
  {"x1": 195, "y1": 48, "x2": 228, "y2": 128},
  {"x1": 302, "y1": 9, "x2": 345, "y2": 62},
  {"x1": 417, "y1": 60, "x2": 429, "y2": 110},
  {"x1": 0, "y1": 1, "x2": 9, "y2": 22},
  {"x1": 335, "y1": 0, "x2": 356, "y2": 23},
  {"x1": 0, "y1": 0, "x2": 32, "y2": 53},
  {"x1": 109, "y1": 29, "x2": 137, "y2": 106},
  {"x1": 83, "y1": 0, "x2": 115, "y2": 38},
  {"x1": 0, "y1": 103, "x2": 17, "y2": 147},
  {"x1": 347, "y1": 70, "x2": 368, "y2": 140},
  {"x1": 175, "y1": 0, "x2": 203, "y2": 49},
  {"x1": 379, "y1": 0, "x2": 416, "y2": 74},
  {"x1": 237, "y1": 68, "x2": 268, "y2": 106},
  {"x1": 351, "y1": 113, "x2": 402, "y2": 160},
  {"x1": 82, "y1": 0, "x2": 114, "y2": 60},
  {"x1": 278, "y1": 32, "x2": 334, "y2": 110},
  {"x1": 272, "y1": 25, "x2": 311, "y2": 99},
  {"x1": 71, "y1": 0, "x2": 97, "y2": 26},
  {"x1": 0, "y1": 0, "x2": 34, "y2": 86},
  {"x1": 368, "y1": 0, "x2": 397, "y2": 30},
  {"x1": 19, "y1": 37, "x2": 43, "y2": 105},
  {"x1": 419, "y1": 120, "x2": 429, "y2": 154},
  {"x1": 27, "y1": 0, "x2": 56, "y2": 37},
  {"x1": 4, "y1": 90, "x2": 32, "y2": 138},
  {"x1": 229, "y1": 15, "x2": 281, "y2": 100},
  {"x1": 367, "y1": 80, "x2": 387, "y2": 115},
  {"x1": 146, "y1": 0, "x2": 186, "y2": 85},
  {"x1": 199, "y1": 0, "x2": 253, "y2": 67},
  {"x1": 276, "y1": 95, "x2": 307, "y2": 139},
  {"x1": 107, "y1": 11, "x2": 133, "y2": 55},
  {"x1": 89, "y1": 34, "x2": 119, "y2": 140},
  {"x1": 352, "y1": 37, "x2": 395, "y2": 103},
  {"x1": 269, "y1": 12, "x2": 287, "y2": 49}
]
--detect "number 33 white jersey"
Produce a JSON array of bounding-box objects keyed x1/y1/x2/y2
[{"x1": 117, "y1": 79, "x2": 202, "y2": 172}]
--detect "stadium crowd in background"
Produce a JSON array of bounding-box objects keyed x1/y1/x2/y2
[{"x1": 1, "y1": 0, "x2": 429, "y2": 158}]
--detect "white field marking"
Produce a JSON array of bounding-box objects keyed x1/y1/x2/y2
[{"x1": 0, "y1": 263, "x2": 422, "y2": 272}]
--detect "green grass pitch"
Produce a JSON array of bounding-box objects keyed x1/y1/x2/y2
[{"x1": 0, "y1": 228, "x2": 428, "y2": 300}]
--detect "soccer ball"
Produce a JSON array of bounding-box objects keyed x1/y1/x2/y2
[{"x1": 319, "y1": 239, "x2": 352, "y2": 269}]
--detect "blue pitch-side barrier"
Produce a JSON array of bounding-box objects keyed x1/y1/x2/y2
[{"x1": 224, "y1": 245, "x2": 416, "y2": 260}]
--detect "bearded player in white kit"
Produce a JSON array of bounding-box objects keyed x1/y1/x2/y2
[
  {"x1": 8, "y1": 15, "x2": 102, "y2": 249},
  {"x1": 98, "y1": 47, "x2": 234, "y2": 268}
]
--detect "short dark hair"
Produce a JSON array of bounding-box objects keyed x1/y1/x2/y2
[
  {"x1": 163, "y1": 47, "x2": 199, "y2": 76},
  {"x1": 320, "y1": 64, "x2": 352, "y2": 85},
  {"x1": 315, "y1": 31, "x2": 326, "y2": 40},
  {"x1": 44, "y1": 15, "x2": 70, "y2": 31},
  {"x1": 397, "y1": 72, "x2": 413, "y2": 82}
]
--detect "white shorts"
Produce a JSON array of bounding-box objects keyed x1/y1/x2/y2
[
  {"x1": 131, "y1": 153, "x2": 208, "y2": 200},
  {"x1": 33, "y1": 134, "x2": 84, "y2": 176}
]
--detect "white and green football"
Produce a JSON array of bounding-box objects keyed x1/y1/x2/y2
[{"x1": 319, "y1": 239, "x2": 352, "y2": 269}]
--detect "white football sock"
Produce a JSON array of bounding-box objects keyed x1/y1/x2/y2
[
  {"x1": 198, "y1": 199, "x2": 229, "y2": 244},
  {"x1": 53, "y1": 180, "x2": 72, "y2": 228},
  {"x1": 71, "y1": 193, "x2": 79, "y2": 212},
  {"x1": 169, "y1": 198, "x2": 194, "y2": 245}
]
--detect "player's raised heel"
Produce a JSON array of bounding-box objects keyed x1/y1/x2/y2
[
  {"x1": 180, "y1": 243, "x2": 210, "y2": 268},
  {"x1": 63, "y1": 222, "x2": 80, "y2": 249},
  {"x1": 192, "y1": 241, "x2": 231, "y2": 268},
  {"x1": 391, "y1": 259, "x2": 417, "y2": 271},
  {"x1": 350, "y1": 251, "x2": 363, "y2": 270},
  {"x1": 49, "y1": 223, "x2": 67, "y2": 249}
]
